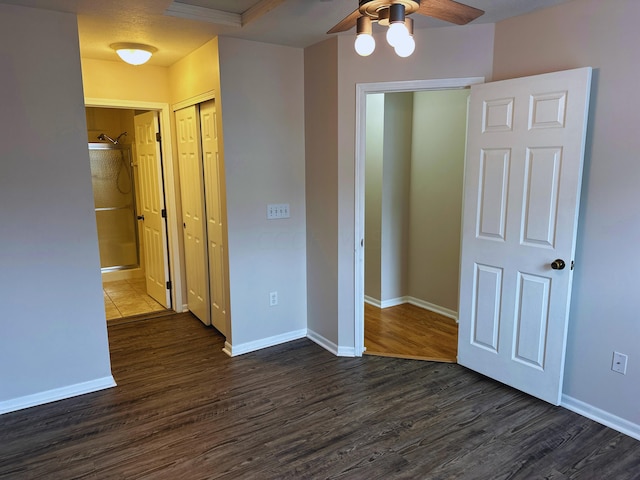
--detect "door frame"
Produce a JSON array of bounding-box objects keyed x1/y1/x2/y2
[
  {"x1": 353, "y1": 77, "x2": 485, "y2": 356},
  {"x1": 85, "y1": 97, "x2": 184, "y2": 313}
]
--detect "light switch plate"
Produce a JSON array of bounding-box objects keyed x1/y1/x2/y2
[{"x1": 267, "y1": 203, "x2": 290, "y2": 219}]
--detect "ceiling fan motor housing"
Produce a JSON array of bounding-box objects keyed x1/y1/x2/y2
[{"x1": 358, "y1": 0, "x2": 420, "y2": 20}]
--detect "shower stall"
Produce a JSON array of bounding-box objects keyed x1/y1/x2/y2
[{"x1": 88, "y1": 142, "x2": 139, "y2": 272}]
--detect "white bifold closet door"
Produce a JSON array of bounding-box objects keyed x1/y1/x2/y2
[
  {"x1": 200, "y1": 100, "x2": 227, "y2": 334},
  {"x1": 175, "y1": 101, "x2": 227, "y2": 334}
]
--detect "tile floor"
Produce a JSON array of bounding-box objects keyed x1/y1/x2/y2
[{"x1": 103, "y1": 278, "x2": 166, "y2": 321}]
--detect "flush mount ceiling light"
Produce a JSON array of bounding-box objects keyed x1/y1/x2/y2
[
  {"x1": 328, "y1": 0, "x2": 484, "y2": 58},
  {"x1": 110, "y1": 43, "x2": 158, "y2": 66}
]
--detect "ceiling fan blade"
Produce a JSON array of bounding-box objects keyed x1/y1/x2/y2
[
  {"x1": 327, "y1": 7, "x2": 361, "y2": 34},
  {"x1": 417, "y1": 0, "x2": 484, "y2": 25}
]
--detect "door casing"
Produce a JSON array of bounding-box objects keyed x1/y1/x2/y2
[
  {"x1": 354, "y1": 78, "x2": 485, "y2": 356},
  {"x1": 85, "y1": 97, "x2": 183, "y2": 313}
]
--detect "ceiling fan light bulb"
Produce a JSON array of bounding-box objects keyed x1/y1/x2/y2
[
  {"x1": 387, "y1": 22, "x2": 409, "y2": 48},
  {"x1": 355, "y1": 34, "x2": 376, "y2": 56},
  {"x1": 394, "y1": 36, "x2": 416, "y2": 58}
]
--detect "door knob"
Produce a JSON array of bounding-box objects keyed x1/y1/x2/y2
[
  {"x1": 550, "y1": 259, "x2": 566, "y2": 270},
  {"x1": 137, "y1": 215, "x2": 144, "y2": 221}
]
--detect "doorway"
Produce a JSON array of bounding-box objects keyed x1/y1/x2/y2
[
  {"x1": 354, "y1": 77, "x2": 485, "y2": 357},
  {"x1": 87, "y1": 106, "x2": 170, "y2": 320},
  {"x1": 85, "y1": 98, "x2": 184, "y2": 320}
]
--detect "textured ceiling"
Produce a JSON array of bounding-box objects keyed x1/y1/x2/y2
[{"x1": 0, "y1": 0, "x2": 572, "y2": 66}]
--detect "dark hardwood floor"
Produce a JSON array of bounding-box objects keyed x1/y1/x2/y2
[
  {"x1": 364, "y1": 303, "x2": 458, "y2": 362},
  {"x1": 1, "y1": 312, "x2": 638, "y2": 479}
]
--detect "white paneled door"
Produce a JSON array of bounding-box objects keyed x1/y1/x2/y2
[
  {"x1": 200, "y1": 100, "x2": 228, "y2": 335},
  {"x1": 134, "y1": 111, "x2": 170, "y2": 308},
  {"x1": 458, "y1": 68, "x2": 592, "y2": 405},
  {"x1": 175, "y1": 106, "x2": 210, "y2": 326}
]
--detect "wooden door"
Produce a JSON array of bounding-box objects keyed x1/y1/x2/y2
[
  {"x1": 175, "y1": 106, "x2": 210, "y2": 325},
  {"x1": 200, "y1": 100, "x2": 228, "y2": 335},
  {"x1": 134, "y1": 111, "x2": 170, "y2": 308},
  {"x1": 458, "y1": 68, "x2": 592, "y2": 405}
]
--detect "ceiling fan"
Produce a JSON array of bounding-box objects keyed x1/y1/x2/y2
[{"x1": 327, "y1": 0, "x2": 484, "y2": 57}]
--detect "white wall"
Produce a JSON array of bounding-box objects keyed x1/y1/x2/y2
[
  {"x1": 218, "y1": 37, "x2": 307, "y2": 350},
  {"x1": 0, "y1": 5, "x2": 113, "y2": 411},
  {"x1": 364, "y1": 90, "x2": 468, "y2": 313},
  {"x1": 308, "y1": 24, "x2": 494, "y2": 349},
  {"x1": 380, "y1": 93, "x2": 413, "y2": 302},
  {"x1": 304, "y1": 38, "x2": 339, "y2": 347},
  {"x1": 494, "y1": 0, "x2": 640, "y2": 431},
  {"x1": 408, "y1": 89, "x2": 469, "y2": 312},
  {"x1": 364, "y1": 93, "x2": 413, "y2": 304},
  {"x1": 364, "y1": 94, "x2": 384, "y2": 301}
]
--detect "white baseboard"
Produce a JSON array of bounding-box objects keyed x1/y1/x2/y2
[
  {"x1": 0, "y1": 376, "x2": 117, "y2": 415},
  {"x1": 307, "y1": 329, "x2": 356, "y2": 357},
  {"x1": 406, "y1": 297, "x2": 458, "y2": 321},
  {"x1": 223, "y1": 329, "x2": 307, "y2": 357},
  {"x1": 365, "y1": 295, "x2": 409, "y2": 308},
  {"x1": 561, "y1": 394, "x2": 640, "y2": 441},
  {"x1": 381, "y1": 296, "x2": 409, "y2": 308},
  {"x1": 363, "y1": 295, "x2": 458, "y2": 321},
  {"x1": 364, "y1": 295, "x2": 381, "y2": 307},
  {"x1": 337, "y1": 345, "x2": 356, "y2": 357},
  {"x1": 307, "y1": 329, "x2": 339, "y2": 355}
]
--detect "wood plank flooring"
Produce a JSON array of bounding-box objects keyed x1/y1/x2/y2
[
  {"x1": 365, "y1": 303, "x2": 458, "y2": 362},
  {"x1": 1, "y1": 312, "x2": 639, "y2": 479}
]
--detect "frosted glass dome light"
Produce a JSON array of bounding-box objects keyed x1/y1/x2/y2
[{"x1": 110, "y1": 43, "x2": 157, "y2": 66}]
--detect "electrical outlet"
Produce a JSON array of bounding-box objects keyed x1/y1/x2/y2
[
  {"x1": 612, "y1": 351, "x2": 628, "y2": 375},
  {"x1": 269, "y1": 291, "x2": 278, "y2": 306}
]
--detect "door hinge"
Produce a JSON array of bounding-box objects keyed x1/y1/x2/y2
[
  {"x1": 156, "y1": 132, "x2": 161, "y2": 142},
  {"x1": 161, "y1": 208, "x2": 167, "y2": 218},
  {"x1": 166, "y1": 281, "x2": 172, "y2": 290}
]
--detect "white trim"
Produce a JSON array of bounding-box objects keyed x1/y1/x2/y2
[
  {"x1": 406, "y1": 297, "x2": 458, "y2": 321},
  {"x1": 364, "y1": 295, "x2": 380, "y2": 307},
  {"x1": 562, "y1": 394, "x2": 640, "y2": 441},
  {"x1": 0, "y1": 376, "x2": 116, "y2": 415},
  {"x1": 223, "y1": 329, "x2": 307, "y2": 357},
  {"x1": 242, "y1": 0, "x2": 285, "y2": 26},
  {"x1": 338, "y1": 346, "x2": 357, "y2": 357},
  {"x1": 354, "y1": 77, "x2": 484, "y2": 358},
  {"x1": 380, "y1": 296, "x2": 408, "y2": 309},
  {"x1": 307, "y1": 329, "x2": 339, "y2": 355},
  {"x1": 85, "y1": 98, "x2": 184, "y2": 313},
  {"x1": 356, "y1": 78, "x2": 485, "y2": 95},
  {"x1": 364, "y1": 295, "x2": 458, "y2": 320},
  {"x1": 164, "y1": 2, "x2": 241, "y2": 27},
  {"x1": 172, "y1": 91, "x2": 216, "y2": 112},
  {"x1": 307, "y1": 329, "x2": 356, "y2": 357}
]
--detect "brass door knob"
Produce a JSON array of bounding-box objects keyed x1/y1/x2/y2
[{"x1": 551, "y1": 259, "x2": 566, "y2": 270}]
